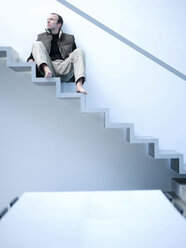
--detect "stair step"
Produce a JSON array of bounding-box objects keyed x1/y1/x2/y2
[
  {"x1": 133, "y1": 136, "x2": 157, "y2": 144},
  {"x1": 105, "y1": 122, "x2": 133, "y2": 129},
  {"x1": 164, "y1": 191, "x2": 186, "y2": 217},
  {"x1": 157, "y1": 150, "x2": 181, "y2": 158},
  {"x1": 57, "y1": 93, "x2": 82, "y2": 98},
  {"x1": 8, "y1": 62, "x2": 32, "y2": 72},
  {"x1": 82, "y1": 108, "x2": 109, "y2": 113},
  {"x1": 171, "y1": 178, "x2": 186, "y2": 204}
]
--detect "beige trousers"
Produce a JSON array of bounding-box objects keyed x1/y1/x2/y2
[{"x1": 32, "y1": 41, "x2": 86, "y2": 82}]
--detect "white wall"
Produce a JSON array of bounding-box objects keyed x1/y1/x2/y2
[
  {"x1": 66, "y1": 0, "x2": 185, "y2": 72},
  {"x1": 0, "y1": 0, "x2": 185, "y2": 163}
]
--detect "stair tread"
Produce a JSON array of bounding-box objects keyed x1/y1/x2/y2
[
  {"x1": 158, "y1": 150, "x2": 181, "y2": 155},
  {"x1": 83, "y1": 108, "x2": 109, "y2": 113},
  {"x1": 135, "y1": 136, "x2": 157, "y2": 140},
  {"x1": 106, "y1": 122, "x2": 133, "y2": 128}
]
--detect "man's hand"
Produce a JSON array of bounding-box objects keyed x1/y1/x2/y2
[{"x1": 28, "y1": 59, "x2": 35, "y2": 62}]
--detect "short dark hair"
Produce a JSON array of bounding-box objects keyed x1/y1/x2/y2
[{"x1": 51, "y1": 13, "x2": 63, "y2": 28}]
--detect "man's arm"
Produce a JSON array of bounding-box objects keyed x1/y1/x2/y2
[
  {"x1": 68, "y1": 37, "x2": 77, "y2": 56},
  {"x1": 27, "y1": 53, "x2": 34, "y2": 62},
  {"x1": 26, "y1": 34, "x2": 41, "y2": 62},
  {"x1": 72, "y1": 41, "x2": 77, "y2": 51}
]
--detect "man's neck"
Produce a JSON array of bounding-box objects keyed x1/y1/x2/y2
[{"x1": 51, "y1": 29, "x2": 60, "y2": 35}]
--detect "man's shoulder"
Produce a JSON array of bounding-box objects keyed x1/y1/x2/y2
[
  {"x1": 61, "y1": 32, "x2": 75, "y2": 41},
  {"x1": 37, "y1": 31, "x2": 75, "y2": 40},
  {"x1": 62, "y1": 32, "x2": 74, "y2": 38},
  {"x1": 37, "y1": 32, "x2": 49, "y2": 38}
]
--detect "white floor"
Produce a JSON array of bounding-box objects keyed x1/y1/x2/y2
[{"x1": 0, "y1": 190, "x2": 186, "y2": 248}]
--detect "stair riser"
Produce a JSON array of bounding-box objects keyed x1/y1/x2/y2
[{"x1": 172, "y1": 180, "x2": 186, "y2": 204}]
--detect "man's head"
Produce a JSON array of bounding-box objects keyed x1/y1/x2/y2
[{"x1": 47, "y1": 13, "x2": 63, "y2": 34}]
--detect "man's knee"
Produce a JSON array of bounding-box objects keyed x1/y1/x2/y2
[
  {"x1": 73, "y1": 48, "x2": 85, "y2": 57},
  {"x1": 32, "y1": 41, "x2": 45, "y2": 50}
]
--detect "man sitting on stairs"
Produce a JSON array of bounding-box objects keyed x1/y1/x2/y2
[{"x1": 27, "y1": 13, "x2": 87, "y2": 94}]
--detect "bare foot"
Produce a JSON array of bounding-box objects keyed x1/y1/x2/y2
[
  {"x1": 44, "y1": 71, "x2": 52, "y2": 79},
  {"x1": 28, "y1": 59, "x2": 34, "y2": 62},
  {"x1": 76, "y1": 79, "x2": 87, "y2": 95},
  {"x1": 43, "y1": 64, "x2": 52, "y2": 78},
  {"x1": 76, "y1": 87, "x2": 87, "y2": 95}
]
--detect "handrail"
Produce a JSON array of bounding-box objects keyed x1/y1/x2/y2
[{"x1": 57, "y1": 0, "x2": 186, "y2": 81}]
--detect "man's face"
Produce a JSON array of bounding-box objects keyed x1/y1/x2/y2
[{"x1": 47, "y1": 14, "x2": 61, "y2": 32}]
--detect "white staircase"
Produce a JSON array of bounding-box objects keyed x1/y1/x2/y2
[{"x1": 0, "y1": 46, "x2": 185, "y2": 175}]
